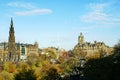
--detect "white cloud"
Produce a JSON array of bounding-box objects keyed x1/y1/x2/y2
[
  {"x1": 88, "y1": 3, "x2": 107, "y2": 12},
  {"x1": 15, "y1": 9, "x2": 52, "y2": 16},
  {"x1": 7, "y1": 2, "x2": 52, "y2": 16},
  {"x1": 7, "y1": 2, "x2": 35, "y2": 9},
  {"x1": 80, "y1": 3, "x2": 120, "y2": 25},
  {"x1": 81, "y1": 10, "x2": 109, "y2": 23},
  {"x1": 80, "y1": 3, "x2": 109, "y2": 23}
]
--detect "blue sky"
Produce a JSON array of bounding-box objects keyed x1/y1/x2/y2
[{"x1": 0, "y1": 0, "x2": 120, "y2": 50}]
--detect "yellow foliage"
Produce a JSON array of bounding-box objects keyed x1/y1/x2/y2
[
  {"x1": 35, "y1": 64, "x2": 62, "y2": 80},
  {"x1": 0, "y1": 70, "x2": 14, "y2": 80},
  {"x1": 16, "y1": 62, "x2": 30, "y2": 72},
  {"x1": 4, "y1": 62, "x2": 16, "y2": 73}
]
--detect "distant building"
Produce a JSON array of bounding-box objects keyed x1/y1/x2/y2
[
  {"x1": 73, "y1": 33, "x2": 113, "y2": 59},
  {"x1": 0, "y1": 18, "x2": 39, "y2": 62}
]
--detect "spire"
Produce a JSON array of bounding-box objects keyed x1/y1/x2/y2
[
  {"x1": 9, "y1": 17, "x2": 15, "y2": 42},
  {"x1": 80, "y1": 32, "x2": 83, "y2": 36},
  {"x1": 8, "y1": 18, "x2": 16, "y2": 61},
  {"x1": 10, "y1": 17, "x2": 13, "y2": 27},
  {"x1": 10, "y1": 17, "x2": 14, "y2": 33}
]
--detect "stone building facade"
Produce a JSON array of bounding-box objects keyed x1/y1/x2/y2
[{"x1": 73, "y1": 33, "x2": 113, "y2": 59}]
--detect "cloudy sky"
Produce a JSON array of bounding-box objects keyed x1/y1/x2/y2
[{"x1": 0, "y1": 0, "x2": 120, "y2": 50}]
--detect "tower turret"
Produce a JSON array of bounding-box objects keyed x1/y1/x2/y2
[
  {"x1": 35, "y1": 42, "x2": 39, "y2": 48},
  {"x1": 78, "y1": 32, "x2": 84, "y2": 44}
]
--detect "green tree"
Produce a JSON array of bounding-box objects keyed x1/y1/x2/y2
[
  {"x1": 35, "y1": 64, "x2": 61, "y2": 80},
  {"x1": 83, "y1": 57, "x2": 113, "y2": 80},
  {"x1": 83, "y1": 41, "x2": 120, "y2": 80},
  {"x1": 113, "y1": 40, "x2": 120, "y2": 62},
  {"x1": 40, "y1": 67, "x2": 60, "y2": 80},
  {"x1": 14, "y1": 69, "x2": 36, "y2": 80},
  {"x1": 27, "y1": 53, "x2": 39, "y2": 68},
  {"x1": 16, "y1": 62, "x2": 30, "y2": 72}
]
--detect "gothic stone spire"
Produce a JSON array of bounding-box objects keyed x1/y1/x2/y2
[{"x1": 8, "y1": 18, "x2": 16, "y2": 61}]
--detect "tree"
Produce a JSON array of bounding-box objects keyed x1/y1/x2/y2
[
  {"x1": 113, "y1": 40, "x2": 120, "y2": 62},
  {"x1": 60, "y1": 57, "x2": 78, "y2": 73},
  {"x1": 35, "y1": 64, "x2": 61, "y2": 80},
  {"x1": 15, "y1": 62, "x2": 30, "y2": 72},
  {"x1": 109, "y1": 40, "x2": 120, "y2": 80},
  {"x1": 4, "y1": 62, "x2": 16, "y2": 73},
  {"x1": 27, "y1": 53, "x2": 39, "y2": 68},
  {"x1": 83, "y1": 57, "x2": 112, "y2": 80},
  {"x1": 0, "y1": 70, "x2": 14, "y2": 80},
  {"x1": 83, "y1": 41, "x2": 120, "y2": 80},
  {"x1": 40, "y1": 67, "x2": 60, "y2": 80},
  {"x1": 14, "y1": 69, "x2": 36, "y2": 80},
  {"x1": 114, "y1": 40, "x2": 120, "y2": 54}
]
